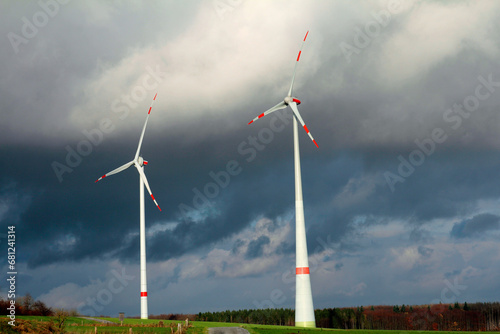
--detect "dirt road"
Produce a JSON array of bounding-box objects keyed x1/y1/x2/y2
[{"x1": 208, "y1": 327, "x2": 251, "y2": 334}]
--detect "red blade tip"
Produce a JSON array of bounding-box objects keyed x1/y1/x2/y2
[{"x1": 95, "y1": 175, "x2": 106, "y2": 183}]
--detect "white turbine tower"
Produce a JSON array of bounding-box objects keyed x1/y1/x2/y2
[
  {"x1": 248, "y1": 31, "x2": 317, "y2": 328},
  {"x1": 95, "y1": 93, "x2": 161, "y2": 319}
]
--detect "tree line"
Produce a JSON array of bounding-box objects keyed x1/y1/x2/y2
[
  {"x1": 197, "y1": 308, "x2": 296, "y2": 326},
  {"x1": 197, "y1": 302, "x2": 500, "y2": 330},
  {"x1": 0, "y1": 293, "x2": 55, "y2": 316}
]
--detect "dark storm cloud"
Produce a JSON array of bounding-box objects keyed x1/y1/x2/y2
[
  {"x1": 2, "y1": 115, "x2": 312, "y2": 267},
  {"x1": 275, "y1": 240, "x2": 294, "y2": 255},
  {"x1": 450, "y1": 213, "x2": 500, "y2": 239},
  {"x1": 35, "y1": 142, "x2": 500, "y2": 268},
  {"x1": 302, "y1": 147, "x2": 500, "y2": 259},
  {"x1": 0, "y1": 116, "x2": 355, "y2": 268},
  {"x1": 309, "y1": 52, "x2": 500, "y2": 154},
  {"x1": 245, "y1": 236, "x2": 270, "y2": 259}
]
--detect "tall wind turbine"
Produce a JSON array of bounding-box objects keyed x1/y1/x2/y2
[
  {"x1": 95, "y1": 93, "x2": 161, "y2": 319},
  {"x1": 248, "y1": 31, "x2": 317, "y2": 328}
]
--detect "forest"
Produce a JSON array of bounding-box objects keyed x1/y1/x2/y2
[{"x1": 197, "y1": 302, "x2": 500, "y2": 331}]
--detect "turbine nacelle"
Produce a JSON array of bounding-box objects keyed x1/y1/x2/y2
[
  {"x1": 138, "y1": 156, "x2": 148, "y2": 167},
  {"x1": 285, "y1": 96, "x2": 301, "y2": 105}
]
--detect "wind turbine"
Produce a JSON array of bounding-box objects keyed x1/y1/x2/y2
[
  {"x1": 95, "y1": 93, "x2": 161, "y2": 319},
  {"x1": 248, "y1": 31, "x2": 317, "y2": 328}
]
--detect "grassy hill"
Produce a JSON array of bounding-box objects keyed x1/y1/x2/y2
[{"x1": 0, "y1": 316, "x2": 489, "y2": 334}]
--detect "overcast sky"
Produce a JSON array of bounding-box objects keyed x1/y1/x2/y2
[{"x1": 2, "y1": 0, "x2": 500, "y2": 317}]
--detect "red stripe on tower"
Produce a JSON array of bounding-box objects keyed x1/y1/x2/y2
[
  {"x1": 141, "y1": 292, "x2": 147, "y2": 297},
  {"x1": 297, "y1": 51, "x2": 302, "y2": 62},
  {"x1": 296, "y1": 267, "x2": 310, "y2": 275},
  {"x1": 304, "y1": 31, "x2": 309, "y2": 41}
]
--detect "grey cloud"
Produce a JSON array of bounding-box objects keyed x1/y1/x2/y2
[
  {"x1": 417, "y1": 246, "x2": 433, "y2": 258},
  {"x1": 444, "y1": 269, "x2": 462, "y2": 279},
  {"x1": 276, "y1": 241, "x2": 294, "y2": 255},
  {"x1": 231, "y1": 238, "x2": 245, "y2": 255},
  {"x1": 410, "y1": 228, "x2": 433, "y2": 243},
  {"x1": 245, "y1": 235, "x2": 270, "y2": 259},
  {"x1": 450, "y1": 213, "x2": 500, "y2": 239}
]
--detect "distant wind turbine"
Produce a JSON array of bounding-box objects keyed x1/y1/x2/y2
[
  {"x1": 248, "y1": 31, "x2": 317, "y2": 328},
  {"x1": 95, "y1": 93, "x2": 161, "y2": 319}
]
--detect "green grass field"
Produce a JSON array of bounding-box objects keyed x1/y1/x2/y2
[{"x1": 2, "y1": 316, "x2": 488, "y2": 334}]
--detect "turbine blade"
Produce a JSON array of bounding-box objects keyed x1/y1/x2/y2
[
  {"x1": 95, "y1": 160, "x2": 134, "y2": 183},
  {"x1": 289, "y1": 102, "x2": 318, "y2": 148},
  {"x1": 248, "y1": 101, "x2": 286, "y2": 125},
  {"x1": 287, "y1": 31, "x2": 309, "y2": 97},
  {"x1": 135, "y1": 164, "x2": 161, "y2": 211},
  {"x1": 135, "y1": 93, "x2": 158, "y2": 160}
]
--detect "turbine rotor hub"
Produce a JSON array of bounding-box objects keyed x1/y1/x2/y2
[
  {"x1": 138, "y1": 156, "x2": 148, "y2": 167},
  {"x1": 284, "y1": 96, "x2": 301, "y2": 105}
]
